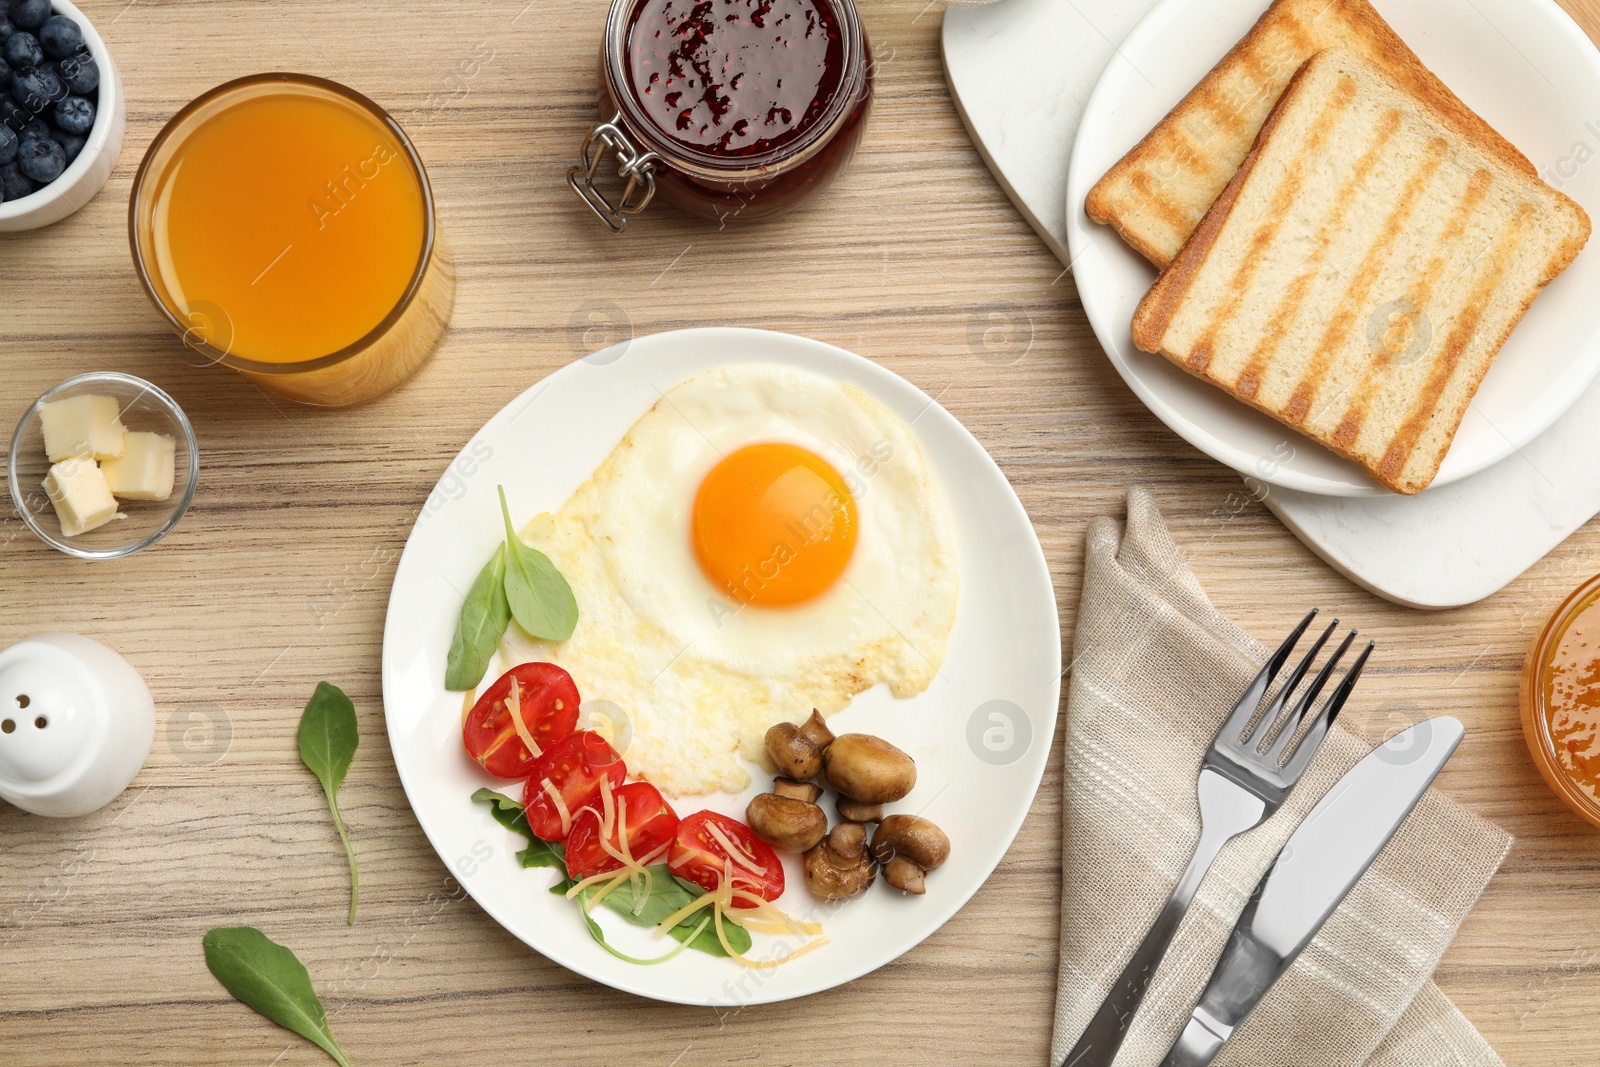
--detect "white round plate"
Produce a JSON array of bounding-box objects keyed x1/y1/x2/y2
[
  {"x1": 381, "y1": 327, "x2": 1061, "y2": 1005},
  {"x1": 1066, "y1": 0, "x2": 1600, "y2": 496}
]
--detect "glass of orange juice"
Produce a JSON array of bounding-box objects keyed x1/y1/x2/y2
[{"x1": 129, "y1": 73, "x2": 454, "y2": 407}]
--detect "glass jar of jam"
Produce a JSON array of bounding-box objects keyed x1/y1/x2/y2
[
  {"x1": 1520, "y1": 573, "x2": 1600, "y2": 828},
  {"x1": 570, "y1": 0, "x2": 872, "y2": 231}
]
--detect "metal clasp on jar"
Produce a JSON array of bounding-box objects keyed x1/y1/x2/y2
[{"x1": 568, "y1": 112, "x2": 660, "y2": 233}]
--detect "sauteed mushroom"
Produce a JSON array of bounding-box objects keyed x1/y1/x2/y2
[
  {"x1": 797, "y1": 709, "x2": 835, "y2": 749},
  {"x1": 773, "y1": 776, "x2": 824, "y2": 803},
  {"x1": 836, "y1": 797, "x2": 883, "y2": 824},
  {"x1": 747, "y1": 792, "x2": 828, "y2": 852},
  {"x1": 803, "y1": 822, "x2": 877, "y2": 900},
  {"x1": 823, "y1": 734, "x2": 916, "y2": 804},
  {"x1": 871, "y1": 815, "x2": 950, "y2": 895},
  {"x1": 765, "y1": 721, "x2": 824, "y2": 780}
]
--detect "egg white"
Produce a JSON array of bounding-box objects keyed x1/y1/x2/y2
[{"x1": 500, "y1": 364, "x2": 958, "y2": 796}]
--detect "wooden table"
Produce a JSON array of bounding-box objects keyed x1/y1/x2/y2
[{"x1": 3, "y1": 1, "x2": 1599, "y2": 1063}]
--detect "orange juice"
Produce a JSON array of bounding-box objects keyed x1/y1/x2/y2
[
  {"x1": 132, "y1": 75, "x2": 454, "y2": 406},
  {"x1": 146, "y1": 94, "x2": 423, "y2": 362}
]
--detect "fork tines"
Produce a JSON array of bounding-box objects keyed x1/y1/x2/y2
[{"x1": 1223, "y1": 609, "x2": 1375, "y2": 774}]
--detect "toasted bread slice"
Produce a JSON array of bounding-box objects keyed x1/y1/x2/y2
[
  {"x1": 1088, "y1": 0, "x2": 1534, "y2": 269},
  {"x1": 1132, "y1": 50, "x2": 1590, "y2": 495}
]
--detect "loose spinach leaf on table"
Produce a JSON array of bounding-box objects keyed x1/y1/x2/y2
[
  {"x1": 471, "y1": 790, "x2": 744, "y2": 957},
  {"x1": 298, "y1": 682, "x2": 360, "y2": 925},
  {"x1": 497, "y1": 486, "x2": 578, "y2": 642},
  {"x1": 445, "y1": 544, "x2": 512, "y2": 691},
  {"x1": 203, "y1": 926, "x2": 354, "y2": 1067}
]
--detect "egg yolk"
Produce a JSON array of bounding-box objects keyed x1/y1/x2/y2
[{"x1": 692, "y1": 442, "x2": 858, "y2": 608}]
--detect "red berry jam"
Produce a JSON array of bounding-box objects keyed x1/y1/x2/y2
[
  {"x1": 626, "y1": 0, "x2": 845, "y2": 159},
  {"x1": 586, "y1": 0, "x2": 871, "y2": 225}
]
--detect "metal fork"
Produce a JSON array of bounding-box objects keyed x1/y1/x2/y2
[{"x1": 1060, "y1": 609, "x2": 1374, "y2": 1067}]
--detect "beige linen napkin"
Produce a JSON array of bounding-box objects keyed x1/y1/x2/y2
[{"x1": 1051, "y1": 489, "x2": 1511, "y2": 1067}]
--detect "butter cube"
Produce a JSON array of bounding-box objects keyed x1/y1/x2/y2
[
  {"x1": 102, "y1": 432, "x2": 176, "y2": 501},
  {"x1": 41, "y1": 458, "x2": 122, "y2": 537},
  {"x1": 40, "y1": 395, "x2": 127, "y2": 462}
]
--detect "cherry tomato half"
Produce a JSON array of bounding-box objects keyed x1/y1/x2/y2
[
  {"x1": 669, "y1": 810, "x2": 785, "y2": 908},
  {"x1": 520, "y1": 729, "x2": 626, "y2": 841},
  {"x1": 564, "y1": 781, "x2": 680, "y2": 881},
  {"x1": 463, "y1": 663, "x2": 580, "y2": 779}
]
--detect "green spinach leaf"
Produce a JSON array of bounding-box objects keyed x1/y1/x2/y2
[
  {"x1": 470, "y1": 788, "x2": 564, "y2": 870},
  {"x1": 298, "y1": 682, "x2": 360, "y2": 925},
  {"x1": 471, "y1": 790, "x2": 742, "y2": 957},
  {"x1": 498, "y1": 486, "x2": 578, "y2": 641},
  {"x1": 445, "y1": 545, "x2": 512, "y2": 691},
  {"x1": 203, "y1": 927, "x2": 353, "y2": 1067}
]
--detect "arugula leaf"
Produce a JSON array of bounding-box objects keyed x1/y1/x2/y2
[
  {"x1": 203, "y1": 927, "x2": 354, "y2": 1067},
  {"x1": 445, "y1": 545, "x2": 512, "y2": 691},
  {"x1": 575, "y1": 888, "x2": 711, "y2": 966},
  {"x1": 497, "y1": 486, "x2": 578, "y2": 641},
  {"x1": 298, "y1": 683, "x2": 360, "y2": 926},
  {"x1": 470, "y1": 789, "x2": 564, "y2": 870},
  {"x1": 580, "y1": 865, "x2": 749, "y2": 956},
  {"x1": 470, "y1": 791, "x2": 743, "y2": 957}
]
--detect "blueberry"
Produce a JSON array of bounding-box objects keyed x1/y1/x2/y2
[
  {"x1": 0, "y1": 56, "x2": 10, "y2": 84},
  {"x1": 0, "y1": 15, "x2": 15, "y2": 37},
  {"x1": 52, "y1": 92, "x2": 89, "y2": 134},
  {"x1": 38, "y1": 15, "x2": 82, "y2": 58},
  {"x1": 7, "y1": 0, "x2": 49, "y2": 31},
  {"x1": 19, "y1": 115, "x2": 45, "y2": 140},
  {"x1": 55, "y1": 50, "x2": 95, "y2": 94},
  {"x1": 10, "y1": 63, "x2": 62, "y2": 109},
  {"x1": 15, "y1": 130, "x2": 60, "y2": 181},
  {"x1": 0, "y1": 123, "x2": 14, "y2": 165},
  {"x1": 5, "y1": 30, "x2": 42, "y2": 69},
  {"x1": 0, "y1": 95, "x2": 26, "y2": 130},
  {"x1": 0, "y1": 159, "x2": 31, "y2": 199},
  {"x1": 48, "y1": 126, "x2": 80, "y2": 160}
]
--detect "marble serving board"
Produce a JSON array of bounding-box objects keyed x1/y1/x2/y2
[{"x1": 942, "y1": 0, "x2": 1600, "y2": 609}]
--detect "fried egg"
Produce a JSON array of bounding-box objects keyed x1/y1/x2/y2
[{"x1": 500, "y1": 364, "x2": 958, "y2": 796}]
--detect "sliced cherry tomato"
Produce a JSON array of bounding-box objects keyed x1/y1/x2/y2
[
  {"x1": 668, "y1": 810, "x2": 785, "y2": 908},
  {"x1": 520, "y1": 730, "x2": 625, "y2": 841},
  {"x1": 463, "y1": 663, "x2": 581, "y2": 779},
  {"x1": 564, "y1": 781, "x2": 680, "y2": 881}
]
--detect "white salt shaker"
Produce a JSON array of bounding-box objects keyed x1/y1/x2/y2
[{"x1": 0, "y1": 634, "x2": 155, "y2": 817}]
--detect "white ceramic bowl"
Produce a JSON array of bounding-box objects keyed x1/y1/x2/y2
[{"x1": 0, "y1": 0, "x2": 124, "y2": 231}]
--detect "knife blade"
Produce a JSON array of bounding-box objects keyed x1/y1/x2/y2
[{"x1": 1159, "y1": 716, "x2": 1465, "y2": 1067}]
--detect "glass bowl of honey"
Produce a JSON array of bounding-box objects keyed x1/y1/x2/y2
[
  {"x1": 1521, "y1": 573, "x2": 1600, "y2": 828},
  {"x1": 571, "y1": 0, "x2": 873, "y2": 231},
  {"x1": 128, "y1": 73, "x2": 455, "y2": 407}
]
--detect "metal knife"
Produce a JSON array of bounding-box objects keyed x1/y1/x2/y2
[{"x1": 1159, "y1": 716, "x2": 1466, "y2": 1067}]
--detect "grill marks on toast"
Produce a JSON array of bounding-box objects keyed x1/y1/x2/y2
[
  {"x1": 1331, "y1": 168, "x2": 1494, "y2": 449},
  {"x1": 1131, "y1": 51, "x2": 1591, "y2": 494},
  {"x1": 1187, "y1": 77, "x2": 1357, "y2": 375},
  {"x1": 1282, "y1": 139, "x2": 1449, "y2": 426},
  {"x1": 1377, "y1": 203, "x2": 1536, "y2": 483},
  {"x1": 1086, "y1": 0, "x2": 1536, "y2": 268},
  {"x1": 1235, "y1": 105, "x2": 1401, "y2": 401}
]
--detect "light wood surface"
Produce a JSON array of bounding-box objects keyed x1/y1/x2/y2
[{"x1": 3, "y1": 1, "x2": 1599, "y2": 1064}]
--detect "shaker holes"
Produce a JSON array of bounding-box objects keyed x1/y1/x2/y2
[{"x1": 1, "y1": 720, "x2": 13, "y2": 734}]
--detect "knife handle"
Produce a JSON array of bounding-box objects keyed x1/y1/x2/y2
[{"x1": 1159, "y1": 913, "x2": 1284, "y2": 1067}]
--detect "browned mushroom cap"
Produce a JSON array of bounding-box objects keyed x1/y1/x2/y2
[
  {"x1": 798, "y1": 709, "x2": 835, "y2": 750},
  {"x1": 802, "y1": 822, "x2": 877, "y2": 900},
  {"x1": 765, "y1": 722, "x2": 823, "y2": 780},
  {"x1": 823, "y1": 734, "x2": 916, "y2": 804},
  {"x1": 773, "y1": 777, "x2": 824, "y2": 803},
  {"x1": 870, "y1": 815, "x2": 950, "y2": 871},
  {"x1": 881, "y1": 855, "x2": 927, "y2": 894},
  {"x1": 746, "y1": 793, "x2": 828, "y2": 852},
  {"x1": 836, "y1": 797, "x2": 883, "y2": 823}
]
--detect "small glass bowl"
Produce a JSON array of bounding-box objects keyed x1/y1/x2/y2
[
  {"x1": 7, "y1": 373, "x2": 199, "y2": 560},
  {"x1": 1520, "y1": 572, "x2": 1600, "y2": 829}
]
